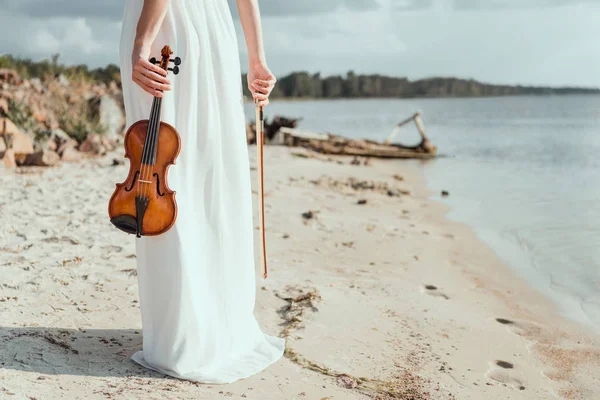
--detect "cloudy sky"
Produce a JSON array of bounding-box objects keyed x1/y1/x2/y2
[{"x1": 0, "y1": 0, "x2": 598, "y2": 87}]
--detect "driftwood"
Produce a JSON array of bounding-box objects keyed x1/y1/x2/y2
[
  {"x1": 272, "y1": 112, "x2": 436, "y2": 159},
  {"x1": 247, "y1": 112, "x2": 436, "y2": 159},
  {"x1": 275, "y1": 128, "x2": 435, "y2": 159}
]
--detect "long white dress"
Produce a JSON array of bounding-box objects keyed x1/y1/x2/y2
[{"x1": 118, "y1": 0, "x2": 285, "y2": 384}]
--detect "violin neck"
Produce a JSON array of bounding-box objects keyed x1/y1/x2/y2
[{"x1": 142, "y1": 96, "x2": 163, "y2": 166}]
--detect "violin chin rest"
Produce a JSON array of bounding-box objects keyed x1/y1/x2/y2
[{"x1": 110, "y1": 214, "x2": 138, "y2": 235}]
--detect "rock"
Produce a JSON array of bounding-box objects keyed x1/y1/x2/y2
[
  {"x1": 336, "y1": 375, "x2": 357, "y2": 389},
  {"x1": 57, "y1": 138, "x2": 78, "y2": 156},
  {"x1": 0, "y1": 117, "x2": 22, "y2": 136},
  {"x1": 33, "y1": 112, "x2": 47, "y2": 123},
  {"x1": 30, "y1": 78, "x2": 43, "y2": 94},
  {"x1": 441, "y1": 190, "x2": 449, "y2": 197},
  {"x1": 51, "y1": 128, "x2": 71, "y2": 143},
  {"x1": 89, "y1": 94, "x2": 125, "y2": 139},
  {"x1": 60, "y1": 146, "x2": 82, "y2": 162},
  {"x1": 101, "y1": 136, "x2": 117, "y2": 151},
  {"x1": 0, "y1": 69, "x2": 21, "y2": 85},
  {"x1": 22, "y1": 149, "x2": 60, "y2": 166},
  {"x1": 79, "y1": 133, "x2": 106, "y2": 155},
  {"x1": 112, "y1": 158, "x2": 124, "y2": 166},
  {"x1": 0, "y1": 98, "x2": 8, "y2": 115},
  {"x1": 302, "y1": 211, "x2": 314, "y2": 220},
  {"x1": 46, "y1": 139, "x2": 57, "y2": 151},
  {"x1": 2, "y1": 148, "x2": 16, "y2": 168},
  {"x1": 0, "y1": 118, "x2": 34, "y2": 160},
  {"x1": 57, "y1": 74, "x2": 70, "y2": 87},
  {"x1": 50, "y1": 128, "x2": 78, "y2": 156},
  {"x1": 357, "y1": 199, "x2": 367, "y2": 205}
]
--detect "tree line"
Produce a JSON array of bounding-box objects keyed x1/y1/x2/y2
[
  {"x1": 2, "y1": 55, "x2": 597, "y2": 98},
  {"x1": 242, "y1": 71, "x2": 600, "y2": 99}
]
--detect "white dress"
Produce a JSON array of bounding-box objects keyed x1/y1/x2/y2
[{"x1": 118, "y1": 0, "x2": 285, "y2": 384}]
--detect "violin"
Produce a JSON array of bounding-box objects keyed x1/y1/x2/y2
[{"x1": 108, "y1": 45, "x2": 182, "y2": 238}]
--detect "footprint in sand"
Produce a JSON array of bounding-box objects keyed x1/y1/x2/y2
[
  {"x1": 422, "y1": 284, "x2": 449, "y2": 299},
  {"x1": 495, "y1": 317, "x2": 542, "y2": 338},
  {"x1": 485, "y1": 360, "x2": 526, "y2": 391}
]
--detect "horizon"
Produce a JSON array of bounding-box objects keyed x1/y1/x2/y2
[
  {"x1": 3, "y1": 53, "x2": 600, "y2": 91},
  {"x1": 0, "y1": 1, "x2": 598, "y2": 88}
]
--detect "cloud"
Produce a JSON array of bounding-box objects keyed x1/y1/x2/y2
[
  {"x1": 2, "y1": 0, "x2": 381, "y2": 19},
  {"x1": 452, "y1": 0, "x2": 597, "y2": 10},
  {"x1": 0, "y1": 0, "x2": 598, "y2": 87},
  {"x1": 229, "y1": 0, "x2": 380, "y2": 17},
  {"x1": 391, "y1": 0, "x2": 435, "y2": 11},
  {"x1": 0, "y1": 0, "x2": 123, "y2": 19},
  {"x1": 0, "y1": 8, "x2": 119, "y2": 67}
]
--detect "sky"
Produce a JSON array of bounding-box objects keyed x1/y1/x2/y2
[{"x1": 0, "y1": 0, "x2": 598, "y2": 87}]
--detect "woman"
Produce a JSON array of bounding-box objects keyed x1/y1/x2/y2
[{"x1": 118, "y1": 0, "x2": 285, "y2": 384}]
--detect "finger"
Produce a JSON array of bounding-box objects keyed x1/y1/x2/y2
[
  {"x1": 135, "y1": 64, "x2": 171, "y2": 85},
  {"x1": 252, "y1": 92, "x2": 269, "y2": 101},
  {"x1": 140, "y1": 58, "x2": 168, "y2": 77},
  {"x1": 133, "y1": 77, "x2": 164, "y2": 97},
  {"x1": 257, "y1": 98, "x2": 270, "y2": 107},
  {"x1": 252, "y1": 82, "x2": 274, "y2": 94},
  {"x1": 136, "y1": 73, "x2": 172, "y2": 91},
  {"x1": 251, "y1": 82, "x2": 269, "y2": 95},
  {"x1": 253, "y1": 78, "x2": 275, "y2": 87},
  {"x1": 136, "y1": 75, "x2": 171, "y2": 92}
]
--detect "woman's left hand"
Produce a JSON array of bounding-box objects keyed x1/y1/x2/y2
[{"x1": 247, "y1": 62, "x2": 276, "y2": 107}]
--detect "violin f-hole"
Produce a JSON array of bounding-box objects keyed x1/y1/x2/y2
[
  {"x1": 153, "y1": 173, "x2": 165, "y2": 196},
  {"x1": 125, "y1": 170, "x2": 140, "y2": 191}
]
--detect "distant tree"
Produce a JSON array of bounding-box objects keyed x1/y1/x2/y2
[{"x1": 2, "y1": 55, "x2": 597, "y2": 99}]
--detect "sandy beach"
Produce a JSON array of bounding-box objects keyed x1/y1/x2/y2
[{"x1": 1, "y1": 145, "x2": 599, "y2": 400}]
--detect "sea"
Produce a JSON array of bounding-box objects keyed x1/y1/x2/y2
[{"x1": 244, "y1": 96, "x2": 600, "y2": 332}]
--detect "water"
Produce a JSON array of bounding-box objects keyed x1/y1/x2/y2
[{"x1": 245, "y1": 96, "x2": 600, "y2": 332}]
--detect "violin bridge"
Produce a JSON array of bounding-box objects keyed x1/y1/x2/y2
[{"x1": 138, "y1": 179, "x2": 153, "y2": 184}]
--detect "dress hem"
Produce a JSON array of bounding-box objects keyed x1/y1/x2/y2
[{"x1": 130, "y1": 334, "x2": 285, "y2": 384}]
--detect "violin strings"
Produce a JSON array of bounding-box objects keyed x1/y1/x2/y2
[
  {"x1": 141, "y1": 97, "x2": 157, "y2": 198},
  {"x1": 139, "y1": 97, "x2": 156, "y2": 198},
  {"x1": 145, "y1": 95, "x2": 162, "y2": 200},
  {"x1": 139, "y1": 62, "x2": 167, "y2": 201},
  {"x1": 143, "y1": 97, "x2": 159, "y2": 199},
  {"x1": 146, "y1": 96, "x2": 161, "y2": 198}
]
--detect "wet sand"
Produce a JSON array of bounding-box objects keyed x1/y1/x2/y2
[{"x1": 0, "y1": 146, "x2": 598, "y2": 399}]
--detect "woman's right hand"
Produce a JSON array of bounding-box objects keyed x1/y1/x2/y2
[{"x1": 131, "y1": 45, "x2": 171, "y2": 98}]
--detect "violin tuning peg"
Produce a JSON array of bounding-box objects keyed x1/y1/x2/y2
[
  {"x1": 149, "y1": 57, "x2": 158, "y2": 64},
  {"x1": 169, "y1": 66, "x2": 180, "y2": 75},
  {"x1": 170, "y1": 57, "x2": 182, "y2": 66}
]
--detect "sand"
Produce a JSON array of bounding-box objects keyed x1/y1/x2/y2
[{"x1": 0, "y1": 145, "x2": 598, "y2": 400}]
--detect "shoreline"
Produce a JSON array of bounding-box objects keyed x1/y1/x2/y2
[
  {"x1": 433, "y1": 200, "x2": 600, "y2": 334},
  {"x1": 242, "y1": 93, "x2": 600, "y2": 104},
  {"x1": 410, "y1": 157, "x2": 600, "y2": 392},
  {"x1": 0, "y1": 146, "x2": 598, "y2": 399},
  {"x1": 404, "y1": 158, "x2": 600, "y2": 398},
  {"x1": 418, "y1": 160, "x2": 600, "y2": 333}
]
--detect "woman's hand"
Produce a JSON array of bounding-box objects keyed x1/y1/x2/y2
[
  {"x1": 247, "y1": 62, "x2": 276, "y2": 107},
  {"x1": 131, "y1": 45, "x2": 171, "y2": 98}
]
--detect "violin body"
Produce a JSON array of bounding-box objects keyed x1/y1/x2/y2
[
  {"x1": 108, "y1": 45, "x2": 182, "y2": 238},
  {"x1": 108, "y1": 119, "x2": 181, "y2": 237}
]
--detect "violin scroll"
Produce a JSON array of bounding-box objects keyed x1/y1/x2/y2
[{"x1": 149, "y1": 47, "x2": 182, "y2": 76}]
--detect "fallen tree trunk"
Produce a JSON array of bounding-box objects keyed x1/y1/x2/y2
[
  {"x1": 247, "y1": 112, "x2": 437, "y2": 159},
  {"x1": 273, "y1": 127, "x2": 436, "y2": 159}
]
